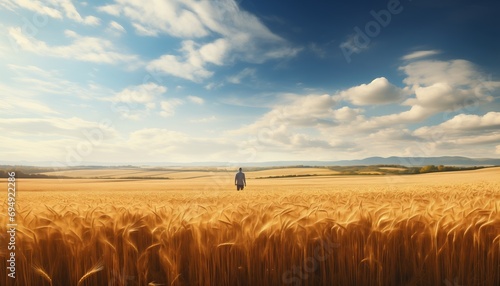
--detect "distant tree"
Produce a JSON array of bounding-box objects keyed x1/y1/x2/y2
[
  {"x1": 438, "y1": 165, "x2": 445, "y2": 171},
  {"x1": 420, "y1": 165, "x2": 438, "y2": 173}
]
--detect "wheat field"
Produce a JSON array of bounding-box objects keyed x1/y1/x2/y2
[{"x1": 1, "y1": 167, "x2": 500, "y2": 285}]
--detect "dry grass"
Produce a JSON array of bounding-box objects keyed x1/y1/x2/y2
[{"x1": 1, "y1": 168, "x2": 500, "y2": 285}]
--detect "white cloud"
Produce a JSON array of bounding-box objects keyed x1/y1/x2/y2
[
  {"x1": 229, "y1": 93, "x2": 346, "y2": 150},
  {"x1": 4, "y1": 0, "x2": 100, "y2": 25},
  {"x1": 128, "y1": 128, "x2": 187, "y2": 149},
  {"x1": 405, "y1": 83, "x2": 490, "y2": 111},
  {"x1": 414, "y1": 112, "x2": 500, "y2": 136},
  {"x1": 1, "y1": 64, "x2": 114, "y2": 116},
  {"x1": 226, "y1": 54, "x2": 500, "y2": 160},
  {"x1": 124, "y1": 128, "x2": 238, "y2": 161},
  {"x1": 104, "y1": 0, "x2": 208, "y2": 38},
  {"x1": 0, "y1": 90, "x2": 58, "y2": 115},
  {"x1": 160, "y1": 99, "x2": 183, "y2": 117},
  {"x1": 368, "y1": 128, "x2": 420, "y2": 142},
  {"x1": 8, "y1": 27, "x2": 139, "y2": 65},
  {"x1": 147, "y1": 54, "x2": 212, "y2": 82},
  {"x1": 204, "y1": 82, "x2": 224, "y2": 90},
  {"x1": 341, "y1": 77, "x2": 405, "y2": 105},
  {"x1": 446, "y1": 134, "x2": 500, "y2": 147},
  {"x1": 190, "y1": 115, "x2": 216, "y2": 123},
  {"x1": 147, "y1": 40, "x2": 214, "y2": 82},
  {"x1": 399, "y1": 59, "x2": 496, "y2": 114},
  {"x1": 496, "y1": 145, "x2": 500, "y2": 155},
  {"x1": 263, "y1": 94, "x2": 338, "y2": 127},
  {"x1": 113, "y1": 83, "x2": 166, "y2": 104},
  {"x1": 59, "y1": 0, "x2": 100, "y2": 25},
  {"x1": 0, "y1": 117, "x2": 118, "y2": 138},
  {"x1": 106, "y1": 0, "x2": 300, "y2": 81},
  {"x1": 0, "y1": 135, "x2": 74, "y2": 161},
  {"x1": 460, "y1": 112, "x2": 500, "y2": 129},
  {"x1": 199, "y1": 38, "x2": 229, "y2": 65},
  {"x1": 97, "y1": 4, "x2": 120, "y2": 17},
  {"x1": 343, "y1": 58, "x2": 499, "y2": 131},
  {"x1": 231, "y1": 93, "x2": 366, "y2": 142},
  {"x1": 110, "y1": 83, "x2": 167, "y2": 120},
  {"x1": 227, "y1": 68, "x2": 256, "y2": 84},
  {"x1": 331, "y1": 106, "x2": 363, "y2": 121},
  {"x1": 131, "y1": 23, "x2": 159, "y2": 37},
  {"x1": 187, "y1": 96, "x2": 204, "y2": 105},
  {"x1": 108, "y1": 21, "x2": 126, "y2": 35},
  {"x1": 400, "y1": 59, "x2": 484, "y2": 89},
  {"x1": 402, "y1": 50, "x2": 441, "y2": 61}
]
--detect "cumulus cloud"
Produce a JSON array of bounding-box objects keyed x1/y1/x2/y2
[
  {"x1": 229, "y1": 93, "x2": 352, "y2": 150},
  {"x1": 254, "y1": 57, "x2": 495, "y2": 138},
  {"x1": 331, "y1": 106, "x2": 364, "y2": 122},
  {"x1": 260, "y1": 94, "x2": 338, "y2": 127},
  {"x1": 227, "y1": 54, "x2": 500, "y2": 160},
  {"x1": 341, "y1": 77, "x2": 405, "y2": 105},
  {"x1": 405, "y1": 83, "x2": 489, "y2": 112},
  {"x1": 414, "y1": 112, "x2": 500, "y2": 136},
  {"x1": 8, "y1": 28, "x2": 139, "y2": 65},
  {"x1": 345, "y1": 58, "x2": 499, "y2": 131},
  {"x1": 399, "y1": 59, "x2": 496, "y2": 116},
  {"x1": 400, "y1": 59, "x2": 484, "y2": 89}
]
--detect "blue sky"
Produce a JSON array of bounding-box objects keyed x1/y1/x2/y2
[{"x1": 1, "y1": 0, "x2": 500, "y2": 165}]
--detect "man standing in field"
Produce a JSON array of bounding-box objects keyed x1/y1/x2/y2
[{"x1": 235, "y1": 168, "x2": 246, "y2": 191}]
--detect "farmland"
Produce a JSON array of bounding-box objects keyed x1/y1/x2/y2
[{"x1": 1, "y1": 167, "x2": 500, "y2": 285}]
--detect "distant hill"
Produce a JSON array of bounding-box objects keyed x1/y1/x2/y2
[
  {"x1": 323, "y1": 156, "x2": 500, "y2": 167},
  {"x1": 166, "y1": 156, "x2": 499, "y2": 167},
  {"x1": 233, "y1": 156, "x2": 500, "y2": 167},
  {"x1": 2, "y1": 156, "x2": 499, "y2": 167}
]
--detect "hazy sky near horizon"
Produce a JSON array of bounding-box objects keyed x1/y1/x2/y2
[{"x1": 1, "y1": 0, "x2": 500, "y2": 165}]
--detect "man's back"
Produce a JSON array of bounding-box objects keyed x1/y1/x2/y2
[{"x1": 235, "y1": 171, "x2": 246, "y2": 185}]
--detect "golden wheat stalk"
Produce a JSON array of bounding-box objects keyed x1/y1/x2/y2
[
  {"x1": 32, "y1": 265, "x2": 53, "y2": 286},
  {"x1": 77, "y1": 259, "x2": 104, "y2": 286}
]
